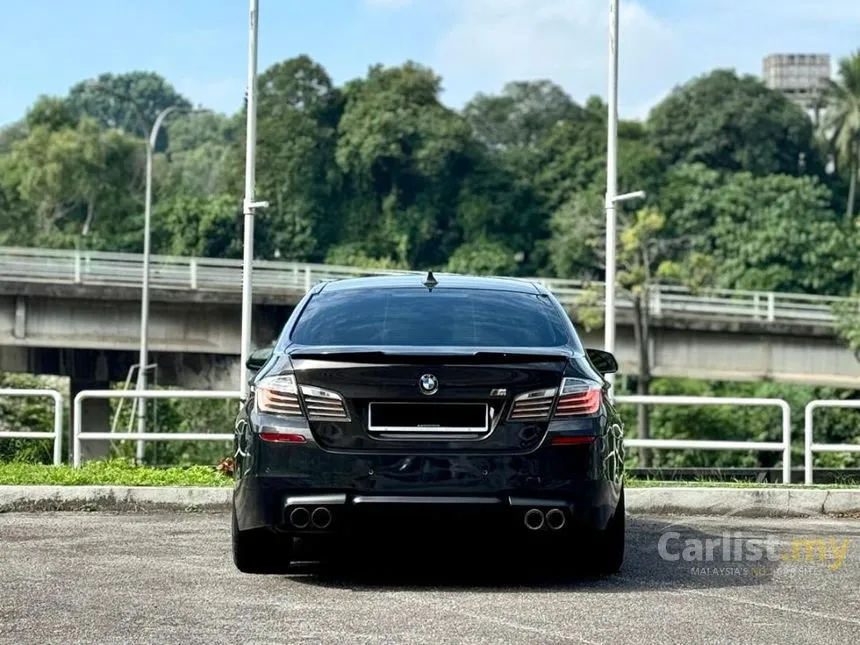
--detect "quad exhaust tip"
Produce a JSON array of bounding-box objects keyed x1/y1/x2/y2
[
  {"x1": 289, "y1": 506, "x2": 310, "y2": 529},
  {"x1": 288, "y1": 505, "x2": 333, "y2": 530},
  {"x1": 524, "y1": 508, "x2": 545, "y2": 530},
  {"x1": 311, "y1": 506, "x2": 332, "y2": 530},
  {"x1": 546, "y1": 508, "x2": 566, "y2": 530}
]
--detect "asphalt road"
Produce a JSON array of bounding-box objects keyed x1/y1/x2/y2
[{"x1": 1, "y1": 512, "x2": 858, "y2": 645}]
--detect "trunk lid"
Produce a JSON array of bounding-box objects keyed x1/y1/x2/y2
[{"x1": 288, "y1": 345, "x2": 572, "y2": 453}]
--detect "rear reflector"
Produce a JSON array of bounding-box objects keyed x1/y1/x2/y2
[
  {"x1": 550, "y1": 435, "x2": 596, "y2": 446},
  {"x1": 259, "y1": 432, "x2": 307, "y2": 443}
]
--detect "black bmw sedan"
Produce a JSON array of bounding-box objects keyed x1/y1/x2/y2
[{"x1": 231, "y1": 272, "x2": 625, "y2": 575}]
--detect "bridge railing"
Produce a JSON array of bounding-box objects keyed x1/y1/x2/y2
[
  {"x1": 1, "y1": 246, "x2": 853, "y2": 327},
  {"x1": 0, "y1": 389, "x2": 64, "y2": 465},
  {"x1": 803, "y1": 400, "x2": 860, "y2": 484},
  {"x1": 616, "y1": 395, "x2": 792, "y2": 484}
]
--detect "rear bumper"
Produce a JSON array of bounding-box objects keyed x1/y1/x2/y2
[
  {"x1": 235, "y1": 481, "x2": 620, "y2": 534},
  {"x1": 234, "y1": 440, "x2": 623, "y2": 534}
]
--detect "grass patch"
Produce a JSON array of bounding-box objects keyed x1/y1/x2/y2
[
  {"x1": 0, "y1": 461, "x2": 857, "y2": 490},
  {"x1": 0, "y1": 460, "x2": 232, "y2": 487}
]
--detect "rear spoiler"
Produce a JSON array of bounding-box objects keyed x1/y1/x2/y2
[{"x1": 287, "y1": 346, "x2": 574, "y2": 364}]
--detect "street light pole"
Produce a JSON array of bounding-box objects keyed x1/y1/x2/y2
[
  {"x1": 135, "y1": 105, "x2": 209, "y2": 461},
  {"x1": 604, "y1": 0, "x2": 620, "y2": 392},
  {"x1": 135, "y1": 105, "x2": 180, "y2": 461},
  {"x1": 240, "y1": 0, "x2": 268, "y2": 399}
]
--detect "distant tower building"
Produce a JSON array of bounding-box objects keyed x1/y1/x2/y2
[{"x1": 763, "y1": 54, "x2": 831, "y2": 118}]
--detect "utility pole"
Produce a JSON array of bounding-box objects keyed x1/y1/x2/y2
[
  {"x1": 604, "y1": 0, "x2": 645, "y2": 399},
  {"x1": 604, "y1": 0, "x2": 620, "y2": 394},
  {"x1": 240, "y1": 0, "x2": 269, "y2": 398}
]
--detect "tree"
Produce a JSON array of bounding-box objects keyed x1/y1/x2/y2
[
  {"x1": 25, "y1": 96, "x2": 77, "y2": 131},
  {"x1": 0, "y1": 118, "x2": 145, "y2": 250},
  {"x1": 647, "y1": 69, "x2": 822, "y2": 177},
  {"x1": 660, "y1": 166, "x2": 854, "y2": 295},
  {"x1": 464, "y1": 80, "x2": 582, "y2": 151},
  {"x1": 335, "y1": 62, "x2": 476, "y2": 268},
  {"x1": 453, "y1": 150, "x2": 547, "y2": 274},
  {"x1": 226, "y1": 56, "x2": 345, "y2": 262},
  {"x1": 821, "y1": 51, "x2": 860, "y2": 224},
  {"x1": 0, "y1": 120, "x2": 28, "y2": 154},
  {"x1": 616, "y1": 209, "x2": 715, "y2": 466},
  {"x1": 535, "y1": 112, "x2": 665, "y2": 214},
  {"x1": 67, "y1": 72, "x2": 191, "y2": 150},
  {"x1": 546, "y1": 191, "x2": 604, "y2": 281},
  {"x1": 445, "y1": 239, "x2": 519, "y2": 276},
  {"x1": 157, "y1": 112, "x2": 238, "y2": 199},
  {"x1": 152, "y1": 193, "x2": 241, "y2": 258},
  {"x1": 549, "y1": 196, "x2": 713, "y2": 465}
]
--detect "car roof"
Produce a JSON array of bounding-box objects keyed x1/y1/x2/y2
[{"x1": 315, "y1": 273, "x2": 549, "y2": 295}]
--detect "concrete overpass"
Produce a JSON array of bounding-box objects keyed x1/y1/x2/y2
[{"x1": 1, "y1": 246, "x2": 859, "y2": 392}]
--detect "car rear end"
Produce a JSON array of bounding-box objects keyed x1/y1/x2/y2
[{"x1": 232, "y1": 276, "x2": 625, "y2": 572}]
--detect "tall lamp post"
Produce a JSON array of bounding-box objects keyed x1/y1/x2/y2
[
  {"x1": 135, "y1": 105, "x2": 208, "y2": 461},
  {"x1": 240, "y1": 0, "x2": 268, "y2": 399},
  {"x1": 604, "y1": 0, "x2": 644, "y2": 397}
]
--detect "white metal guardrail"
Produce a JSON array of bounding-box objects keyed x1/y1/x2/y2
[
  {"x1": 616, "y1": 395, "x2": 792, "y2": 484},
  {"x1": 72, "y1": 390, "x2": 243, "y2": 467},
  {"x1": 803, "y1": 400, "x2": 860, "y2": 485},
  {"x1": 0, "y1": 389, "x2": 64, "y2": 466},
  {"x1": 0, "y1": 246, "x2": 854, "y2": 326}
]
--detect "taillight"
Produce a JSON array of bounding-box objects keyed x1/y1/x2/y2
[
  {"x1": 508, "y1": 379, "x2": 602, "y2": 421},
  {"x1": 254, "y1": 374, "x2": 348, "y2": 420},
  {"x1": 299, "y1": 385, "x2": 349, "y2": 420},
  {"x1": 509, "y1": 387, "x2": 556, "y2": 421},
  {"x1": 554, "y1": 378, "x2": 601, "y2": 417},
  {"x1": 255, "y1": 375, "x2": 302, "y2": 416}
]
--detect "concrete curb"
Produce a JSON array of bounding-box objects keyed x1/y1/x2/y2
[
  {"x1": 0, "y1": 486, "x2": 232, "y2": 512},
  {"x1": 1, "y1": 485, "x2": 858, "y2": 516},
  {"x1": 627, "y1": 487, "x2": 860, "y2": 518}
]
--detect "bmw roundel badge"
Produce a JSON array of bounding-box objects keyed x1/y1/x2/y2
[{"x1": 419, "y1": 374, "x2": 439, "y2": 395}]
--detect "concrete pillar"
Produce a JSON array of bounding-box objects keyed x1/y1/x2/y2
[{"x1": 69, "y1": 378, "x2": 112, "y2": 462}]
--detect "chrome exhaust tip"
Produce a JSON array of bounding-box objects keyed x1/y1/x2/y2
[
  {"x1": 546, "y1": 508, "x2": 566, "y2": 530},
  {"x1": 523, "y1": 508, "x2": 545, "y2": 531},
  {"x1": 289, "y1": 506, "x2": 310, "y2": 529},
  {"x1": 311, "y1": 506, "x2": 332, "y2": 530}
]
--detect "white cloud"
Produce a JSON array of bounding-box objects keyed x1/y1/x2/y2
[
  {"x1": 434, "y1": 0, "x2": 678, "y2": 117},
  {"x1": 429, "y1": 0, "x2": 860, "y2": 118}
]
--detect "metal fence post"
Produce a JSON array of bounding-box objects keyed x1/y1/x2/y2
[
  {"x1": 803, "y1": 400, "x2": 860, "y2": 484},
  {"x1": 0, "y1": 389, "x2": 64, "y2": 466},
  {"x1": 616, "y1": 395, "x2": 792, "y2": 484},
  {"x1": 74, "y1": 250, "x2": 82, "y2": 284},
  {"x1": 73, "y1": 389, "x2": 242, "y2": 467}
]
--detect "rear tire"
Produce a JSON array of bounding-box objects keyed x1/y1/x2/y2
[
  {"x1": 592, "y1": 487, "x2": 625, "y2": 575},
  {"x1": 231, "y1": 506, "x2": 293, "y2": 574}
]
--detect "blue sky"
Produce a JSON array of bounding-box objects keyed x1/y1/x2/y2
[{"x1": 1, "y1": 0, "x2": 858, "y2": 126}]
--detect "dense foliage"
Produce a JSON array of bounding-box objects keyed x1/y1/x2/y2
[{"x1": 1, "y1": 53, "x2": 859, "y2": 470}]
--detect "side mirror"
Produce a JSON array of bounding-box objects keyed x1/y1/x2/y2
[
  {"x1": 586, "y1": 348, "x2": 618, "y2": 375},
  {"x1": 246, "y1": 347, "x2": 274, "y2": 372}
]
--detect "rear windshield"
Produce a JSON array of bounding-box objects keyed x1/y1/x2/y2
[{"x1": 287, "y1": 288, "x2": 580, "y2": 349}]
